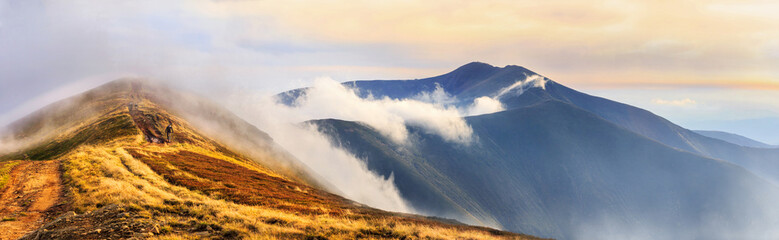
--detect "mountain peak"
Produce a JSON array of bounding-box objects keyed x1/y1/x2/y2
[
  {"x1": 456, "y1": 61, "x2": 496, "y2": 70},
  {"x1": 448, "y1": 62, "x2": 499, "y2": 76},
  {"x1": 446, "y1": 62, "x2": 538, "y2": 82},
  {"x1": 503, "y1": 64, "x2": 532, "y2": 72},
  {"x1": 452, "y1": 62, "x2": 532, "y2": 73},
  {"x1": 431, "y1": 62, "x2": 544, "y2": 97}
]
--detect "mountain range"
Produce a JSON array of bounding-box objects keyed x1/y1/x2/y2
[{"x1": 281, "y1": 62, "x2": 779, "y2": 239}]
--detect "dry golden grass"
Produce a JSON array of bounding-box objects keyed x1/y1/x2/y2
[
  {"x1": 58, "y1": 136, "x2": 538, "y2": 239},
  {"x1": 0, "y1": 160, "x2": 22, "y2": 190}
]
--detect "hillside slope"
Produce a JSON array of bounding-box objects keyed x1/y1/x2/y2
[
  {"x1": 313, "y1": 100, "x2": 779, "y2": 240},
  {"x1": 0, "y1": 80, "x2": 539, "y2": 239}
]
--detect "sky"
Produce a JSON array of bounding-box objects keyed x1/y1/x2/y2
[{"x1": 1, "y1": 0, "x2": 778, "y2": 144}]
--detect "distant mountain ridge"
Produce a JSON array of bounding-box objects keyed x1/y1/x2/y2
[
  {"x1": 691, "y1": 117, "x2": 779, "y2": 146},
  {"x1": 694, "y1": 130, "x2": 777, "y2": 149}
]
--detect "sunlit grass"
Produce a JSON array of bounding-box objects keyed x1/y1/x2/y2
[
  {"x1": 0, "y1": 160, "x2": 22, "y2": 190},
  {"x1": 59, "y1": 140, "x2": 535, "y2": 239}
]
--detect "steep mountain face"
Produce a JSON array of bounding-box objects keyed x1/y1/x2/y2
[
  {"x1": 0, "y1": 79, "x2": 537, "y2": 239},
  {"x1": 313, "y1": 101, "x2": 779, "y2": 239},
  {"x1": 282, "y1": 62, "x2": 779, "y2": 184},
  {"x1": 694, "y1": 130, "x2": 777, "y2": 149}
]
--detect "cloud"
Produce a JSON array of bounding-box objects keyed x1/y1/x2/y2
[
  {"x1": 463, "y1": 96, "x2": 505, "y2": 116},
  {"x1": 413, "y1": 84, "x2": 504, "y2": 117},
  {"x1": 291, "y1": 78, "x2": 474, "y2": 144},
  {"x1": 0, "y1": 135, "x2": 21, "y2": 155},
  {"x1": 496, "y1": 74, "x2": 549, "y2": 98},
  {"x1": 651, "y1": 98, "x2": 697, "y2": 107},
  {"x1": 188, "y1": 0, "x2": 779, "y2": 89},
  {"x1": 0, "y1": 76, "x2": 115, "y2": 128},
  {"x1": 412, "y1": 83, "x2": 457, "y2": 105}
]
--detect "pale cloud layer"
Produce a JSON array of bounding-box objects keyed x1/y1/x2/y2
[
  {"x1": 188, "y1": 0, "x2": 779, "y2": 88},
  {"x1": 0, "y1": 0, "x2": 777, "y2": 132}
]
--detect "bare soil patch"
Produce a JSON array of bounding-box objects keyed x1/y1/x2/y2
[{"x1": 0, "y1": 160, "x2": 66, "y2": 240}]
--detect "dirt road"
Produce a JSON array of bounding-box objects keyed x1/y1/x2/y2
[{"x1": 0, "y1": 160, "x2": 64, "y2": 240}]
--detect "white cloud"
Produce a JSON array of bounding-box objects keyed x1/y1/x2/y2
[
  {"x1": 412, "y1": 84, "x2": 504, "y2": 117},
  {"x1": 292, "y1": 78, "x2": 474, "y2": 144},
  {"x1": 496, "y1": 74, "x2": 549, "y2": 98},
  {"x1": 412, "y1": 83, "x2": 457, "y2": 105},
  {"x1": 463, "y1": 96, "x2": 505, "y2": 116}
]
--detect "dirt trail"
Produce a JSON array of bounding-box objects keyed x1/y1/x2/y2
[
  {"x1": 0, "y1": 160, "x2": 64, "y2": 240},
  {"x1": 128, "y1": 103, "x2": 170, "y2": 144}
]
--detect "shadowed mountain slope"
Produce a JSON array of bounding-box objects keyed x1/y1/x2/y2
[
  {"x1": 313, "y1": 100, "x2": 779, "y2": 240},
  {"x1": 525, "y1": 81, "x2": 779, "y2": 183}
]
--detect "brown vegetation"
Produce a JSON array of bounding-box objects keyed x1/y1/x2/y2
[{"x1": 127, "y1": 149, "x2": 346, "y2": 215}]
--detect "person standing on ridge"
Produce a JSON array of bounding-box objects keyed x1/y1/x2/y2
[{"x1": 165, "y1": 122, "x2": 174, "y2": 142}]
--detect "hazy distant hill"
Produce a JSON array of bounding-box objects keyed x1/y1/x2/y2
[
  {"x1": 691, "y1": 117, "x2": 779, "y2": 146},
  {"x1": 694, "y1": 130, "x2": 777, "y2": 149}
]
